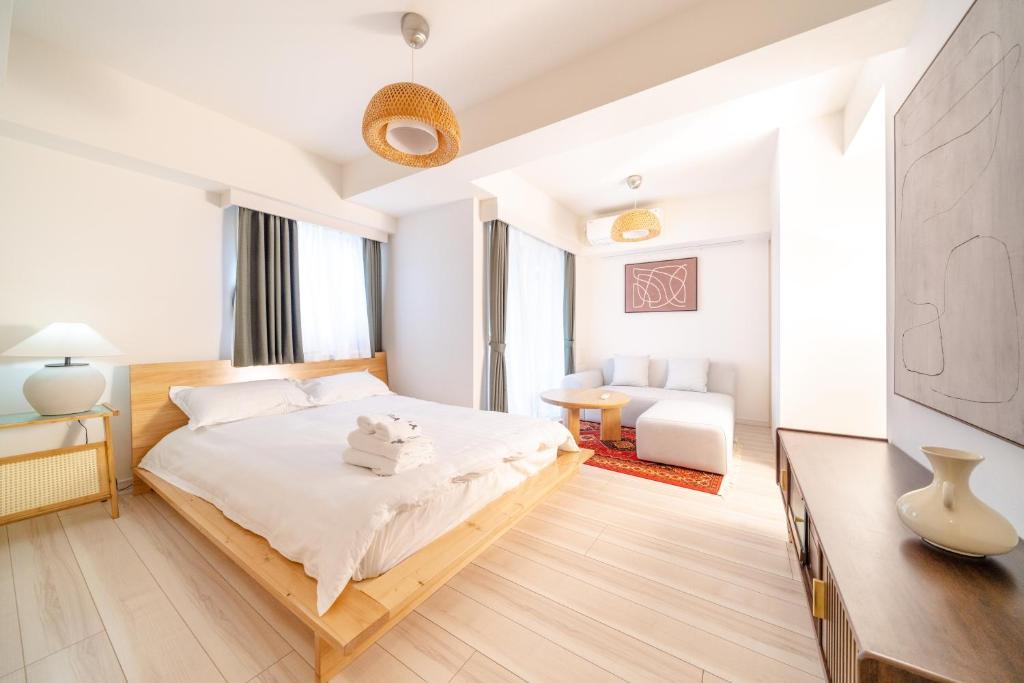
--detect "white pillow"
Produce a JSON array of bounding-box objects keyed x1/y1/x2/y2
[
  {"x1": 665, "y1": 358, "x2": 710, "y2": 392},
  {"x1": 169, "y1": 379, "x2": 312, "y2": 430},
  {"x1": 300, "y1": 370, "x2": 392, "y2": 406},
  {"x1": 610, "y1": 355, "x2": 650, "y2": 387}
]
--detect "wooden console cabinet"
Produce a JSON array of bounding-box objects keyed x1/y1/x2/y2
[{"x1": 776, "y1": 429, "x2": 1024, "y2": 682}]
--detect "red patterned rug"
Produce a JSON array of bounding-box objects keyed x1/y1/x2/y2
[{"x1": 577, "y1": 420, "x2": 724, "y2": 495}]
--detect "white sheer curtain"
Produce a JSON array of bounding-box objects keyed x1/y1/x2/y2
[
  {"x1": 505, "y1": 227, "x2": 566, "y2": 419},
  {"x1": 297, "y1": 221, "x2": 372, "y2": 361}
]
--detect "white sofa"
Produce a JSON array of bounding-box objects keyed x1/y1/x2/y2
[{"x1": 561, "y1": 358, "x2": 735, "y2": 475}]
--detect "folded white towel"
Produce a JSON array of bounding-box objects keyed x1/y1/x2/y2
[
  {"x1": 356, "y1": 414, "x2": 422, "y2": 441},
  {"x1": 348, "y1": 430, "x2": 434, "y2": 461},
  {"x1": 343, "y1": 448, "x2": 430, "y2": 476}
]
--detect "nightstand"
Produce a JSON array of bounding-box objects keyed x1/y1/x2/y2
[{"x1": 0, "y1": 403, "x2": 120, "y2": 524}]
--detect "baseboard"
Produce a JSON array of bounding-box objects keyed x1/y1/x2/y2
[
  {"x1": 736, "y1": 418, "x2": 770, "y2": 428},
  {"x1": 117, "y1": 476, "x2": 134, "y2": 492}
]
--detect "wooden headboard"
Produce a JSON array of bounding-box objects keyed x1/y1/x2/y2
[{"x1": 129, "y1": 353, "x2": 388, "y2": 489}]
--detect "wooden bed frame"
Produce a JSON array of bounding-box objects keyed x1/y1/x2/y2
[{"x1": 129, "y1": 353, "x2": 591, "y2": 681}]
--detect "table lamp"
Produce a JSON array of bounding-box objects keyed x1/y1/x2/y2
[{"x1": 1, "y1": 322, "x2": 122, "y2": 415}]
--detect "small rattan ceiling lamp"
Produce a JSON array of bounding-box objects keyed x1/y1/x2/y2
[
  {"x1": 612, "y1": 175, "x2": 662, "y2": 242},
  {"x1": 362, "y1": 12, "x2": 461, "y2": 168}
]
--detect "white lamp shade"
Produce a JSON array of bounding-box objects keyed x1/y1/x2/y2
[
  {"x1": 2, "y1": 322, "x2": 121, "y2": 359},
  {"x1": 385, "y1": 118, "x2": 439, "y2": 155}
]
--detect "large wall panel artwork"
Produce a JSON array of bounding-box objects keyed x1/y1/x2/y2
[
  {"x1": 625, "y1": 257, "x2": 697, "y2": 313},
  {"x1": 894, "y1": 0, "x2": 1024, "y2": 446}
]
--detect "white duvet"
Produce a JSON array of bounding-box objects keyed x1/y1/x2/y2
[{"x1": 139, "y1": 394, "x2": 576, "y2": 615}]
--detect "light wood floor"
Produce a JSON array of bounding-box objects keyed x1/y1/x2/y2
[{"x1": 0, "y1": 424, "x2": 822, "y2": 682}]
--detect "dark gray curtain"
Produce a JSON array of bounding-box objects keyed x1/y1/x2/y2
[
  {"x1": 363, "y1": 238, "x2": 384, "y2": 354},
  {"x1": 486, "y1": 220, "x2": 509, "y2": 412},
  {"x1": 563, "y1": 251, "x2": 576, "y2": 375},
  {"x1": 233, "y1": 208, "x2": 303, "y2": 367}
]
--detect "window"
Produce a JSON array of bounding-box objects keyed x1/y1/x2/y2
[
  {"x1": 505, "y1": 227, "x2": 566, "y2": 419},
  {"x1": 296, "y1": 221, "x2": 371, "y2": 361}
]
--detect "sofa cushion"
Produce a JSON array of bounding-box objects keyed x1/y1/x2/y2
[
  {"x1": 665, "y1": 358, "x2": 709, "y2": 392},
  {"x1": 600, "y1": 357, "x2": 734, "y2": 395},
  {"x1": 610, "y1": 355, "x2": 650, "y2": 387},
  {"x1": 582, "y1": 385, "x2": 731, "y2": 428}
]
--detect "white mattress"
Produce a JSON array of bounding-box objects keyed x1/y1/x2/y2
[{"x1": 139, "y1": 394, "x2": 576, "y2": 614}]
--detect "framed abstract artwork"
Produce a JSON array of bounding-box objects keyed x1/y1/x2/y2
[
  {"x1": 893, "y1": 0, "x2": 1024, "y2": 446},
  {"x1": 624, "y1": 257, "x2": 697, "y2": 313}
]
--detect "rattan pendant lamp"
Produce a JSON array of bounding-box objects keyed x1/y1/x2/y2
[
  {"x1": 362, "y1": 12, "x2": 461, "y2": 168},
  {"x1": 612, "y1": 174, "x2": 662, "y2": 242}
]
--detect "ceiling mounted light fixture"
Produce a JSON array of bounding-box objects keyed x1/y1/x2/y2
[
  {"x1": 362, "y1": 12, "x2": 461, "y2": 168},
  {"x1": 612, "y1": 175, "x2": 662, "y2": 242}
]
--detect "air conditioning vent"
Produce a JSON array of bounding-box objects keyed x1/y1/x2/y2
[{"x1": 585, "y1": 208, "x2": 663, "y2": 245}]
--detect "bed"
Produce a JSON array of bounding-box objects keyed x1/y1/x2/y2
[{"x1": 129, "y1": 353, "x2": 591, "y2": 681}]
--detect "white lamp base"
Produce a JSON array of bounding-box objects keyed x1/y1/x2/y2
[{"x1": 23, "y1": 363, "x2": 106, "y2": 415}]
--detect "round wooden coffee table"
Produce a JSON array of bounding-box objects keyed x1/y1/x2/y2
[{"x1": 540, "y1": 388, "x2": 630, "y2": 444}]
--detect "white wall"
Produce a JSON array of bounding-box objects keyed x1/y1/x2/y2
[
  {"x1": 471, "y1": 201, "x2": 485, "y2": 410},
  {"x1": 882, "y1": 0, "x2": 1024, "y2": 534},
  {"x1": 775, "y1": 106, "x2": 887, "y2": 437},
  {"x1": 843, "y1": 49, "x2": 903, "y2": 150},
  {"x1": 384, "y1": 199, "x2": 483, "y2": 409},
  {"x1": 576, "y1": 188, "x2": 771, "y2": 424},
  {"x1": 0, "y1": 136, "x2": 229, "y2": 482},
  {"x1": 769, "y1": 143, "x2": 782, "y2": 431}
]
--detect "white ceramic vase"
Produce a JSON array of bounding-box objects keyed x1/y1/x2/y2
[{"x1": 896, "y1": 447, "x2": 1018, "y2": 557}]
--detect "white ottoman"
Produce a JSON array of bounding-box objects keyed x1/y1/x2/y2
[{"x1": 635, "y1": 396, "x2": 735, "y2": 475}]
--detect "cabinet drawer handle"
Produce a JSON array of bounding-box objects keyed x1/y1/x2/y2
[
  {"x1": 780, "y1": 469, "x2": 789, "y2": 495},
  {"x1": 812, "y1": 578, "x2": 827, "y2": 619}
]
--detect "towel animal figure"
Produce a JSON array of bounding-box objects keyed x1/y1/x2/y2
[{"x1": 356, "y1": 414, "x2": 421, "y2": 442}]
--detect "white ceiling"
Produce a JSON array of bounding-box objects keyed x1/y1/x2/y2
[
  {"x1": 11, "y1": 0, "x2": 693, "y2": 163},
  {"x1": 516, "y1": 61, "x2": 865, "y2": 217}
]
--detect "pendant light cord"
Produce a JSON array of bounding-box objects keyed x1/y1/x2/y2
[{"x1": 410, "y1": 48, "x2": 415, "y2": 83}]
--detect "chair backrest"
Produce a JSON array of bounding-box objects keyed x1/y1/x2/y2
[{"x1": 600, "y1": 357, "x2": 736, "y2": 396}]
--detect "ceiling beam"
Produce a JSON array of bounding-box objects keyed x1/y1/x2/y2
[
  {"x1": 340, "y1": 0, "x2": 921, "y2": 211},
  {"x1": 218, "y1": 188, "x2": 390, "y2": 242}
]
